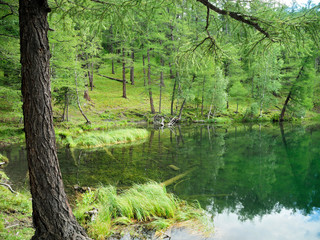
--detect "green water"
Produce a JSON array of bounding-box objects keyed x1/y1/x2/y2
[{"x1": 1, "y1": 123, "x2": 320, "y2": 239}]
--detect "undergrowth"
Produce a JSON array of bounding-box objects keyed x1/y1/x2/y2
[{"x1": 74, "y1": 182, "x2": 213, "y2": 240}]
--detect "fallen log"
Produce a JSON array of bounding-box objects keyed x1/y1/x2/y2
[{"x1": 98, "y1": 73, "x2": 128, "y2": 83}]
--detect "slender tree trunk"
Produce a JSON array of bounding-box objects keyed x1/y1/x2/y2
[
  {"x1": 279, "y1": 91, "x2": 291, "y2": 122},
  {"x1": 171, "y1": 72, "x2": 178, "y2": 115},
  {"x1": 19, "y1": 1, "x2": 90, "y2": 239},
  {"x1": 130, "y1": 49, "x2": 134, "y2": 85},
  {"x1": 112, "y1": 59, "x2": 115, "y2": 74},
  {"x1": 88, "y1": 62, "x2": 94, "y2": 91},
  {"x1": 75, "y1": 71, "x2": 91, "y2": 124},
  {"x1": 66, "y1": 91, "x2": 69, "y2": 121},
  {"x1": 109, "y1": 25, "x2": 115, "y2": 75},
  {"x1": 178, "y1": 99, "x2": 186, "y2": 120},
  {"x1": 143, "y1": 55, "x2": 146, "y2": 86},
  {"x1": 280, "y1": 63, "x2": 305, "y2": 121},
  {"x1": 147, "y1": 49, "x2": 155, "y2": 114},
  {"x1": 201, "y1": 76, "x2": 205, "y2": 116},
  {"x1": 159, "y1": 58, "x2": 164, "y2": 114},
  {"x1": 122, "y1": 48, "x2": 127, "y2": 98},
  {"x1": 62, "y1": 90, "x2": 69, "y2": 122}
]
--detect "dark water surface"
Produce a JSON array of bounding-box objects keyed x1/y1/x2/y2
[{"x1": 1, "y1": 123, "x2": 320, "y2": 240}]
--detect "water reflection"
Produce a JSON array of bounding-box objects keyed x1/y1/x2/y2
[
  {"x1": 212, "y1": 208, "x2": 320, "y2": 240},
  {"x1": 1, "y1": 123, "x2": 320, "y2": 239}
]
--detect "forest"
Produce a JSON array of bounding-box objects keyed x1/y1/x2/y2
[
  {"x1": 0, "y1": 0, "x2": 320, "y2": 125},
  {"x1": 0, "y1": 0, "x2": 320, "y2": 240}
]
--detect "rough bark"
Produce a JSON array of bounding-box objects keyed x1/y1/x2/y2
[
  {"x1": 147, "y1": 49, "x2": 155, "y2": 114},
  {"x1": 19, "y1": 1, "x2": 90, "y2": 239}
]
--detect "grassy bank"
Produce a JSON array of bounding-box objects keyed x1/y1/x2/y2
[
  {"x1": 74, "y1": 182, "x2": 213, "y2": 239},
  {"x1": 0, "y1": 174, "x2": 212, "y2": 240},
  {"x1": 57, "y1": 128, "x2": 149, "y2": 148},
  {"x1": 1, "y1": 70, "x2": 319, "y2": 146}
]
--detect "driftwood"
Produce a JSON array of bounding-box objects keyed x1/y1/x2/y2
[
  {"x1": 98, "y1": 73, "x2": 128, "y2": 83},
  {"x1": 0, "y1": 183, "x2": 17, "y2": 194},
  {"x1": 0, "y1": 162, "x2": 6, "y2": 166},
  {"x1": 162, "y1": 168, "x2": 196, "y2": 187}
]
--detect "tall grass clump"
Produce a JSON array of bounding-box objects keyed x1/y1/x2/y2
[
  {"x1": 65, "y1": 128, "x2": 148, "y2": 148},
  {"x1": 74, "y1": 182, "x2": 213, "y2": 239}
]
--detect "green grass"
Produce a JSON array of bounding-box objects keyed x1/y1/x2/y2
[
  {"x1": 74, "y1": 182, "x2": 213, "y2": 240},
  {"x1": 58, "y1": 128, "x2": 149, "y2": 148},
  {"x1": 0, "y1": 171, "x2": 34, "y2": 240},
  {"x1": 0, "y1": 124, "x2": 25, "y2": 145},
  {"x1": 0, "y1": 154, "x2": 8, "y2": 163}
]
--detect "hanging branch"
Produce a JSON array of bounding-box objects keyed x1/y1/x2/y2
[{"x1": 196, "y1": 0, "x2": 274, "y2": 41}]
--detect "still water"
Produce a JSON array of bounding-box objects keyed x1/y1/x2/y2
[{"x1": 1, "y1": 123, "x2": 320, "y2": 240}]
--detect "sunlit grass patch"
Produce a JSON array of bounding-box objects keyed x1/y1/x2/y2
[
  {"x1": 65, "y1": 128, "x2": 149, "y2": 148},
  {"x1": 74, "y1": 182, "x2": 213, "y2": 239}
]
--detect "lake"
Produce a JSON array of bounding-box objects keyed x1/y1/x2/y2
[{"x1": 1, "y1": 123, "x2": 320, "y2": 240}]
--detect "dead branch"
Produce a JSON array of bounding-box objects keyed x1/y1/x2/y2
[{"x1": 0, "y1": 182, "x2": 17, "y2": 194}]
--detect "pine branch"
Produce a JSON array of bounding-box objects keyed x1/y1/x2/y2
[{"x1": 196, "y1": 0, "x2": 274, "y2": 42}]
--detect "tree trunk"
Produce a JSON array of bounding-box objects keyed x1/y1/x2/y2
[
  {"x1": 75, "y1": 72, "x2": 91, "y2": 124},
  {"x1": 143, "y1": 55, "x2": 146, "y2": 86},
  {"x1": 66, "y1": 91, "x2": 69, "y2": 121},
  {"x1": 171, "y1": 72, "x2": 178, "y2": 115},
  {"x1": 88, "y1": 62, "x2": 94, "y2": 91},
  {"x1": 280, "y1": 63, "x2": 305, "y2": 121},
  {"x1": 62, "y1": 90, "x2": 69, "y2": 122},
  {"x1": 112, "y1": 59, "x2": 115, "y2": 74},
  {"x1": 130, "y1": 49, "x2": 134, "y2": 85},
  {"x1": 178, "y1": 99, "x2": 186, "y2": 120},
  {"x1": 159, "y1": 58, "x2": 164, "y2": 114},
  {"x1": 19, "y1": 1, "x2": 90, "y2": 239},
  {"x1": 122, "y1": 48, "x2": 127, "y2": 98},
  {"x1": 169, "y1": 62, "x2": 174, "y2": 79},
  {"x1": 279, "y1": 91, "x2": 291, "y2": 122},
  {"x1": 147, "y1": 49, "x2": 155, "y2": 114},
  {"x1": 201, "y1": 76, "x2": 205, "y2": 116}
]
